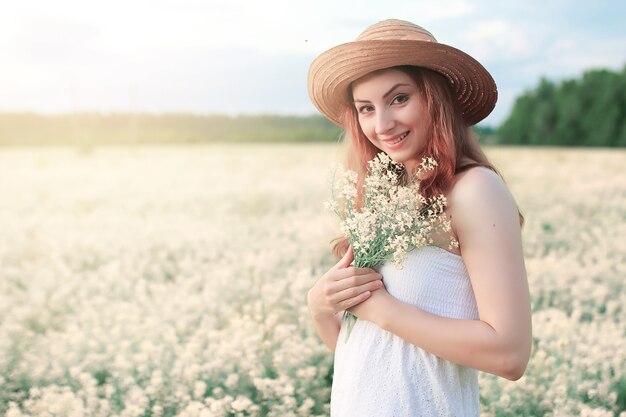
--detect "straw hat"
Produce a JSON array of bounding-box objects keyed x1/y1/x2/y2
[{"x1": 308, "y1": 19, "x2": 497, "y2": 126}]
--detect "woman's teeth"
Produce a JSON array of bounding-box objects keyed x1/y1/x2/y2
[{"x1": 389, "y1": 132, "x2": 408, "y2": 144}]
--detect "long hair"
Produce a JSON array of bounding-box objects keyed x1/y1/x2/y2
[{"x1": 331, "y1": 65, "x2": 523, "y2": 259}]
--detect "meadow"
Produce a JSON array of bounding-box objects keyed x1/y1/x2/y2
[{"x1": 0, "y1": 144, "x2": 624, "y2": 417}]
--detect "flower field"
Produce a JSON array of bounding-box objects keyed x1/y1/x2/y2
[{"x1": 0, "y1": 144, "x2": 624, "y2": 417}]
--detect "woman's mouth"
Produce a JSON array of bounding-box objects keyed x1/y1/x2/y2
[{"x1": 385, "y1": 131, "x2": 409, "y2": 146}]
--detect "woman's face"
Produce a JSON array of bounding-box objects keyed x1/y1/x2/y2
[{"x1": 351, "y1": 68, "x2": 429, "y2": 172}]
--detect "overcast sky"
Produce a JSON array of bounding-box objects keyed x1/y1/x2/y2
[{"x1": 1, "y1": 0, "x2": 625, "y2": 126}]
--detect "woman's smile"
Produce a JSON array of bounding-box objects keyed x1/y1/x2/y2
[
  {"x1": 381, "y1": 130, "x2": 410, "y2": 147},
  {"x1": 351, "y1": 68, "x2": 429, "y2": 172}
]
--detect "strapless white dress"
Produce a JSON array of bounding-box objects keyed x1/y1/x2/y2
[{"x1": 330, "y1": 246, "x2": 480, "y2": 417}]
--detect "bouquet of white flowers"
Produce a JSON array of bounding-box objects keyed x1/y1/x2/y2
[{"x1": 324, "y1": 152, "x2": 458, "y2": 340}]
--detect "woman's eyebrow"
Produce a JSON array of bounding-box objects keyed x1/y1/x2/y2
[
  {"x1": 383, "y1": 83, "x2": 411, "y2": 99},
  {"x1": 353, "y1": 83, "x2": 412, "y2": 103}
]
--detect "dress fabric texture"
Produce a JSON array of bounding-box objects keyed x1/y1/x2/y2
[{"x1": 330, "y1": 246, "x2": 480, "y2": 417}]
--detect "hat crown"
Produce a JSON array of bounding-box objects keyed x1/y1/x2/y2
[{"x1": 356, "y1": 19, "x2": 437, "y2": 43}]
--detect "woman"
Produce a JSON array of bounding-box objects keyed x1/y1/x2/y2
[{"x1": 306, "y1": 19, "x2": 532, "y2": 416}]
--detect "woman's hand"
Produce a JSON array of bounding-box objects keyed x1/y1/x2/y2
[
  {"x1": 348, "y1": 281, "x2": 394, "y2": 326},
  {"x1": 307, "y1": 245, "x2": 383, "y2": 318}
]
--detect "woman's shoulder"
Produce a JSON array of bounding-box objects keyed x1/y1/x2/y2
[
  {"x1": 452, "y1": 164, "x2": 504, "y2": 192},
  {"x1": 447, "y1": 165, "x2": 518, "y2": 225}
]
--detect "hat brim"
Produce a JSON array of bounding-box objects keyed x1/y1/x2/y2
[{"x1": 308, "y1": 39, "x2": 497, "y2": 126}]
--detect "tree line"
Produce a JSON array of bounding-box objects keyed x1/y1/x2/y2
[
  {"x1": 498, "y1": 66, "x2": 626, "y2": 147},
  {"x1": 0, "y1": 65, "x2": 624, "y2": 147},
  {"x1": 0, "y1": 112, "x2": 499, "y2": 147},
  {"x1": 0, "y1": 113, "x2": 343, "y2": 147}
]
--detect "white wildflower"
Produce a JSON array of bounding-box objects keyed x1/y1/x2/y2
[
  {"x1": 326, "y1": 152, "x2": 455, "y2": 340},
  {"x1": 194, "y1": 381, "x2": 207, "y2": 399},
  {"x1": 230, "y1": 395, "x2": 253, "y2": 412},
  {"x1": 224, "y1": 373, "x2": 239, "y2": 389}
]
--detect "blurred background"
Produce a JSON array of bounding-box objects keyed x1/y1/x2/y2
[
  {"x1": 0, "y1": 0, "x2": 625, "y2": 147},
  {"x1": 1, "y1": 1, "x2": 625, "y2": 417}
]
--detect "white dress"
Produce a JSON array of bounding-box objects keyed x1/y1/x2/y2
[{"x1": 330, "y1": 246, "x2": 481, "y2": 417}]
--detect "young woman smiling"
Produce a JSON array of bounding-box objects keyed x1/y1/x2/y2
[{"x1": 306, "y1": 19, "x2": 532, "y2": 417}]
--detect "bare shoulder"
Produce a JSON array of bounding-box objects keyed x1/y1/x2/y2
[{"x1": 447, "y1": 166, "x2": 519, "y2": 234}]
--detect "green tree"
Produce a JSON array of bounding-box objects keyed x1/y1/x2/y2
[
  {"x1": 554, "y1": 79, "x2": 583, "y2": 146},
  {"x1": 529, "y1": 78, "x2": 558, "y2": 145},
  {"x1": 497, "y1": 66, "x2": 626, "y2": 147},
  {"x1": 498, "y1": 93, "x2": 535, "y2": 144}
]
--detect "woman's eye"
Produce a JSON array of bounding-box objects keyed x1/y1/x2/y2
[
  {"x1": 392, "y1": 94, "x2": 409, "y2": 104},
  {"x1": 358, "y1": 105, "x2": 374, "y2": 114}
]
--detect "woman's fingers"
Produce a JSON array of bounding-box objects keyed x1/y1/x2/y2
[
  {"x1": 333, "y1": 245, "x2": 354, "y2": 270},
  {"x1": 330, "y1": 279, "x2": 383, "y2": 305},
  {"x1": 331, "y1": 266, "x2": 378, "y2": 281},
  {"x1": 337, "y1": 289, "x2": 373, "y2": 311},
  {"x1": 331, "y1": 270, "x2": 382, "y2": 292},
  {"x1": 311, "y1": 246, "x2": 383, "y2": 314}
]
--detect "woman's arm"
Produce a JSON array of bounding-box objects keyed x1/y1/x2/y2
[
  {"x1": 349, "y1": 167, "x2": 532, "y2": 380},
  {"x1": 307, "y1": 309, "x2": 342, "y2": 352},
  {"x1": 307, "y1": 245, "x2": 384, "y2": 352}
]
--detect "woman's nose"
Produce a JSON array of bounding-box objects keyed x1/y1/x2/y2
[{"x1": 374, "y1": 110, "x2": 394, "y2": 136}]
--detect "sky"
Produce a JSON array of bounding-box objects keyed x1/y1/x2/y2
[{"x1": 1, "y1": 0, "x2": 625, "y2": 126}]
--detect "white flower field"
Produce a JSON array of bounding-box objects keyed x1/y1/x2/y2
[{"x1": 0, "y1": 144, "x2": 624, "y2": 417}]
